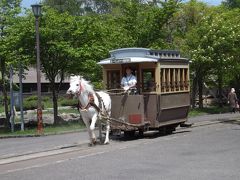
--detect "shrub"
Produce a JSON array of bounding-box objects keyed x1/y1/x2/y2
[
  {"x1": 42, "y1": 96, "x2": 50, "y2": 102},
  {"x1": 23, "y1": 101, "x2": 37, "y2": 110},
  {"x1": 60, "y1": 98, "x2": 78, "y2": 107},
  {"x1": 92, "y1": 81, "x2": 103, "y2": 90},
  {"x1": 25, "y1": 96, "x2": 38, "y2": 102},
  {"x1": 0, "y1": 96, "x2": 10, "y2": 104},
  {"x1": 25, "y1": 95, "x2": 49, "y2": 102},
  {"x1": 23, "y1": 100, "x2": 44, "y2": 110},
  {"x1": 15, "y1": 100, "x2": 44, "y2": 111}
]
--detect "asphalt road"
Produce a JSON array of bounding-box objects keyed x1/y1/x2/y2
[
  {"x1": 1, "y1": 112, "x2": 239, "y2": 159},
  {"x1": 0, "y1": 115, "x2": 240, "y2": 180}
]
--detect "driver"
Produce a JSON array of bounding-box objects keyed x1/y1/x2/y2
[{"x1": 121, "y1": 66, "x2": 137, "y2": 91}]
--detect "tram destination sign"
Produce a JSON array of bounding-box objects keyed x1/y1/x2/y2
[{"x1": 110, "y1": 58, "x2": 131, "y2": 64}]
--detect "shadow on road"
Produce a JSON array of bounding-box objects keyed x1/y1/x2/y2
[{"x1": 109, "y1": 129, "x2": 191, "y2": 142}]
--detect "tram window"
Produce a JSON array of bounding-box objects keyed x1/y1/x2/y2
[
  {"x1": 142, "y1": 70, "x2": 155, "y2": 92},
  {"x1": 160, "y1": 68, "x2": 189, "y2": 93},
  {"x1": 107, "y1": 70, "x2": 120, "y2": 89}
]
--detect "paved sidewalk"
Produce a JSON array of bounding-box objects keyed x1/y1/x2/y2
[
  {"x1": 188, "y1": 112, "x2": 240, "y2": 124},
  {"x1": 0, "y1": 112, "x2": 239, "y2": 160}
]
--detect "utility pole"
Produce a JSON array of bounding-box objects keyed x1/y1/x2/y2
[
  {"x1": 32, "y1": 4, "x2": 43, "y2": 134},
  {"x1": 10, "y1": 65, "x2": 14, "y2": 132}
]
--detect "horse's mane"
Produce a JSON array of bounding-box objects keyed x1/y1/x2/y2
[{"x1": 81, "y1": 78, "x2": 94, "y2": 93}]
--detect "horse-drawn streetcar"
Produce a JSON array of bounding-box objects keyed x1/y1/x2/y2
[{"x1": 98, "y1": 48, "x2": 190, "y2": 136}]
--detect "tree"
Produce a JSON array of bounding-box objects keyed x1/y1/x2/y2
[
  {"x1": 185, "y1": 7, "x2": 240, "y2": 107},
  {"x1": 0, "y1": 0, "x2": 21, "y2": 129},
  {"x1": 169, "y1": 0, "x2": 210, "y2": 107},
  {"x1": 38, "y1": 8, "x2": 78, "y2": 124},
  {"x1": 5, "y1": 7, "x2": 78, "y2": 125},
  {"x1": 43, "y1": 0, "x2": 113, "y2": 15},
  {"x1": 43, "y1": 0, "x2": 86, "y2": 15},
  {"x1": 222, "y1": 0, "x2": 240, "y2": 9}
]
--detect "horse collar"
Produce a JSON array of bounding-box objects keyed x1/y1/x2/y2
[{"x1": 78, "y1": 92, "x2": 100, "y2": 112}]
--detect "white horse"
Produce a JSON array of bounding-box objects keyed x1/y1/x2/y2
[{"x1": 66, "y1": 75, "x2": 111, "y2": 145}]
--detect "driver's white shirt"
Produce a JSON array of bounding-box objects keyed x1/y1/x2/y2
[{"x1": 121, "y1": 74, "x2": 137, "y2": 88}]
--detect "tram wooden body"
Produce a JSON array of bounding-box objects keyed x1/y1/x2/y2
[{"x1": 98, "y1": 48, "x2": 190, "y2": 135}]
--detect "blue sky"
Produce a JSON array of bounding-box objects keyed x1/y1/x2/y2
[
  {"x1": 22, "y1": 0, "x2": 41, "y2": 8},
  {"x1": 22, "y1": 0, "x2": 223, "y2": 8}
]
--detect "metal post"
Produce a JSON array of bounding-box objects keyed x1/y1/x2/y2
[
  {"x1": 35, "y1": 16, "x2": 43, "y2": 134},
  {"x1": 19, "y1": 62, "x2": 24, "y2": 131},
  {"x1": 10, "y1": 65, "x2": 14, "y2": 132}
]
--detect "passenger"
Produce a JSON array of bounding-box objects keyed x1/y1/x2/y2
[
  {"x1": 147, "y1": 77, "x2": 155, "y2": 91},
  {"x1": 121, "y1": 66, "x2": 137, "y2": 92},
  {"x1": 227, "y1": 88, "x2": 238, "y2": 113}
]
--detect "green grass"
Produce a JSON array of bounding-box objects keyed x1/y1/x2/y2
[
  {"x1": 0, "y1": 122, "x2": 85, "y2": 137},
  {"x1": 188, "y1": 106, "x2": 230, "y2": 117}
]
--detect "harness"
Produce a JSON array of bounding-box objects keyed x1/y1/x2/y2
[
  {"x1": 78, "y1": 92, "x2": 102, "y2": 112},
  {"x1": 77, "y1": 80, "x2": 103, "y2": 113}
]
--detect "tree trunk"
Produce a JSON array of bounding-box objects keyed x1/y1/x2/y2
[
  {"x1": 218, "y1": 74, "x2": 223, "y2": 107},
  {"x1": 198, "y1": 77, "x2": 203, "y2": 109},
  {"x1": 191, "y1": 76, "x2": 197, "y2": 108},
  {"x1": 0, "y1": 58, "x2": 10, "y2": 129},
  {"x1": 217, "y1": 58, "x2": 223, "y2": 107},
  {"x1": 51, "y1": 81, "x2": 59, "y2": 125}
]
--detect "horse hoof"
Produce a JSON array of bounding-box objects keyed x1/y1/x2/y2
[
  {"x1": 88, "y1": 143, "x2": 96, "y2": 147},
  {"x1": 91, "y1": 139, "x2": 97, "y2": 145},
  {"x1": 104, "y1": 141, "x2": 109, "y2": 145}
]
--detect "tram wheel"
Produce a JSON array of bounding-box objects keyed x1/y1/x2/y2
[
  {"x1": 166, "y1": 127, "x2": 174, "y2": 134},
  {"x1": 159, "y1": 127, "x2": 167, "y2": 136},
  {"x1": 124, "y1": 130, "x2": 135, "y2": 138},
  {"x1": 138, "y1": 129, "x2": 144, "y2": 137}
]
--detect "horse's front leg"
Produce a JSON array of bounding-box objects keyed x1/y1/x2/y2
[
  {"x1": 104, "y1": 119, "x2": 110, "y2": 144},
  {"x1": 90, "y1": 113, "x2": 98, "y2": 145},
  {"x1": 82, "y1": 116, "x2": 93, "y2": 145}
]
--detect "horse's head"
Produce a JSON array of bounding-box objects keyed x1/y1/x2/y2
[{"x1": 66, "y1": 75, "x2": 82, "y2": 95}]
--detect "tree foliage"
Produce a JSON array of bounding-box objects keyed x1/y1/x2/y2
[
  {"x1": 2, "y1": 0, "x2": 240, "y2": 126},
  {"x1": 222, "y1": 0, "x2": 240, "y2": 9},
  {"x1": 0, "y1": 0, "x2": 22, "y2": 128}
]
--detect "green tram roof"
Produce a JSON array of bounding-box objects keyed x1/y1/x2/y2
[{"x1": 98, "y1": 48, "x2": 189, "y2": 65}]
